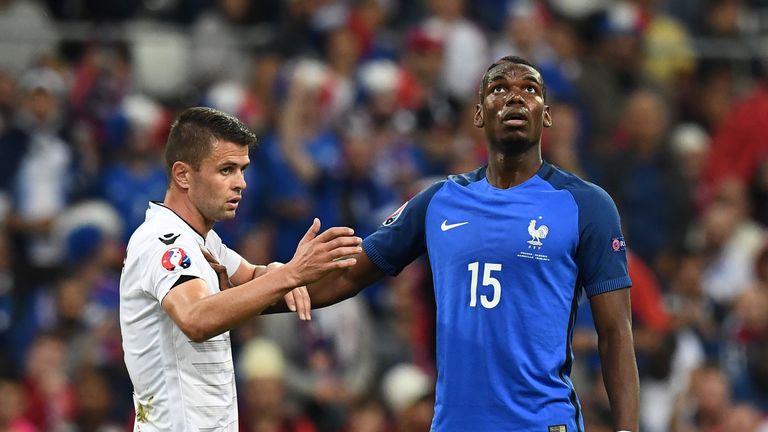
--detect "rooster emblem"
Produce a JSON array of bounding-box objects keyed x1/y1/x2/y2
[{"x1": 527, "y1": 219, "x2": 549, "y2": 247}]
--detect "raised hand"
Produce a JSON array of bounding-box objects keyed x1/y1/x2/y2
[{"x1": 285, "y1": 218, "x2": 362, "y2": 287}]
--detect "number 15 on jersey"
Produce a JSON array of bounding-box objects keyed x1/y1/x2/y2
[{"x1": 468, "y1": 262, "x2": 502, "y2": 309}]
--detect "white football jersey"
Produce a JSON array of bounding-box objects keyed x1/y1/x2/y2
[{"x1": 120, "y1": 202, "x2": 243, "y2": 431}]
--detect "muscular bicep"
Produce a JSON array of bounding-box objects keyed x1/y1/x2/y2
[{"x1": 161, "y1": 277, "x2": 209, "y2": 330}]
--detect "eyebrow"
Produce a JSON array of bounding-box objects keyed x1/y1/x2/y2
[
  {"x1": 487, "y1": 74, "x2": 543, "y2": 86},
  {"x1": 219, "y1": 160, "x2": 250, "y2": 169}
]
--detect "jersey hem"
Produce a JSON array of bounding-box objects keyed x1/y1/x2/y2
[
  {"x1": 584, "y1": 276, "x2": 632, "y2": 298},
  {"x1": 362, "y1": 239, "x2": 398, "y2": 276}
]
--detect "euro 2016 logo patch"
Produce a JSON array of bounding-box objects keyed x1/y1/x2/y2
[
  {"x1": 383, "y1": 201, "x2": 408, "y2": 226},
  {"x1": 611, "y1": 237, "x2": 627, "y2": 252},
  {"x1": 161, "y1": 247, "x2": 191, "y2": 271}
]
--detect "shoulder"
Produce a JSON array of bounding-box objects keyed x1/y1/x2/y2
[
  {"x1": 447, "y1": 166, "x2": 485, "y2": 187},
  {"x1": 205, "y1": 229, "x2": 225, "y2": 249},
  {"x1": 410, "y1": 168, "x2": 483, "y2": 205},
  {"x1": 389, "y1": 167, "x2": 484, "y2": 221},
  {"x1": 127, "y1": 220, "x2": 197, "y2": 259},
  {"x1": 541, "y1": 164, "x2": 617, "y2": 210}
]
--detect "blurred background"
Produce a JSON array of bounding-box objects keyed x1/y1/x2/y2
[{"x1": 1, "y1": 0, "x2": 768, "y2": 431}]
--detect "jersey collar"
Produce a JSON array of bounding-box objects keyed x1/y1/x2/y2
[{"x1": 147, "y1": 201, "x2": 207, "y2": 241}]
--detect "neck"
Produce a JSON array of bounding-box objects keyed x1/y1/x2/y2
[
  {"x1": 485, "y1": 144, "x2": 543, "y2": 189},
  {"x1": 163, "y1": 188, "x2": 213, "y2": 236}
]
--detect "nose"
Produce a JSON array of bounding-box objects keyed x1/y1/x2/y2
[
  {"x1": 234, "y1": 170, "x2": 247, "y2": 191},
  {"x1": 506, "y1": 91, "x2": 524, "y2": 105}
]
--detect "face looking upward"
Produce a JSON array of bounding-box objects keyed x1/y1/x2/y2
[
  {"x1": 186, "y1": 140, "x2": 249, "y2": 226},
  {"x1": 474, "y1": 62, "x2": 552, "y2": 153}
]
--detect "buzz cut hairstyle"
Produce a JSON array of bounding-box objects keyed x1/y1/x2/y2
[
  {"x1": 478, "y1": 56, "x2": 547, "y2": 102},
  {"x1": 164, "y1": 106, "x2": 257, "y2": 177}
]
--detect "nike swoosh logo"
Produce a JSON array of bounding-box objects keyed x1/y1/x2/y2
[{"x1": 441, "y1": 220, "x2": 469, "y2": 231}]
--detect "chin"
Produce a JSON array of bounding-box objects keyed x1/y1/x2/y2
[
  {"x1": 216, "y1": 210, "x2": 237, "y2": 221},
  {"x1": 496, "y1": 135, "x2": 535, "y2": 150}
]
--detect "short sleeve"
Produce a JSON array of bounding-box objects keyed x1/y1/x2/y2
[
  {"x1": 571, "y1": 184, "x2": 632, "y2": 297},
  {"x1": 144, "y1": 236, "x2": 208, "y2": 302},
  {"x1": 207, "y1": 230, "x2": 243, "y2": 277},
  {"x1": 363, "y1": 180, "x2": 445, "y2": 276}
]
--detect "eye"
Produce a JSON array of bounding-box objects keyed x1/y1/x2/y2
[
  {"x1": 524, "y1": 85, "x2": 537, "y2": 93},
  {"x1": 492, "y1": 85, "x2": 506, "y2": 94},
  {"x1": 221, "y1": 167, "x2": 232, "y2": 175}
]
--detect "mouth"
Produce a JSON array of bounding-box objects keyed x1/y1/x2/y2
[
  {"x1": 226, "y1": 197, "x2": 241, "y2": 209},
  {"x1": 501, "y1": 111, "x2": 528, "y2": 127}
]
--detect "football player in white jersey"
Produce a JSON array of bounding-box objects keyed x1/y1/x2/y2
[{"x1": 119, "y1": 107, "x2": 362, "y2": 431}]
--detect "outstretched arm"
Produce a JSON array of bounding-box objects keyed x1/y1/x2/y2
[
  {"x1": 590, "y1": 288, "x2": 639, "y2": 431},
  {"x1": 264, "y1": 250, "x2": 386, "y2": 313},
  {"x1": 162, "y1": 219, "x2": 361, "y2": 341}
]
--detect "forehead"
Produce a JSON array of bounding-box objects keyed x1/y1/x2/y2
[
  {"x1": 204, "y1": 140, "x2": 250, "y2": 164},
  {"x1": 485, "y1": 63, "x2": 542, "y2": 86}
]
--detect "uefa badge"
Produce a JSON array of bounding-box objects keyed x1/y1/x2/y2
[
  {"x1": 161, "y1": 247, "x2": 192, "y2": 271},
  {"x1": 383, "y1": 201, "x2": 408, "y2": 226}
]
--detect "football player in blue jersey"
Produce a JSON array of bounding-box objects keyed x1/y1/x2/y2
[{"x1": 269, "y1": 56, "x2": 639, "y2": 432}]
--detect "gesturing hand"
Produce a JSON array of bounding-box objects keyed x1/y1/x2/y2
[
  {"x1": 201, "y1": 248, "x2": 232, "y2": 290},
  {"x1": 286, "y1": 218, "x2": 362, "y2": 287}
]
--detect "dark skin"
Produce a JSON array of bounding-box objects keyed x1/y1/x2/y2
[{"x1": 269, "y1": 61, "x2": 639, "y2": 431}]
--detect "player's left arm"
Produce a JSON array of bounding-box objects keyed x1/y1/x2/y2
[
  {"x1": 202, "y1": 247, "x2": 311, "y2": 319},
  {"x1": 573, "y1": 182, "x2": 639, "y2": 431},
  {"x1": 202, "y1": 232, "x2": 313, "y2": 320},
  {"x1": 591, "y1": 287, "x2": 639, "y2": 431}
]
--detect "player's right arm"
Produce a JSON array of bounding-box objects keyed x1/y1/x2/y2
[
  {"x1": 266, "y1": 180, "x2": 446, "y2": 312},
  {"x1": 161, "y1": 219, "x2": 361, "y2": 342}
]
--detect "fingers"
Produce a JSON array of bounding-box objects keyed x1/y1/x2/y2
[
  {"x1": 287, "y1": 222, "x2": 362, "y2": 286},
  {"x1": 330, "y1": 257, "x2": 357, "y2": 269},
  {"x1": 284, "y1": 289, "x2": 297, "y2": 312},
  {"x1": 299, "y1": 218, "x2": 321, "y2": 245},
  {"x1": 330, "y1": 246, "x2": 363, "y2": 260},
  {"x1": 284, "y1": 287, "x2": 312, "y2": 320},
  {"x1": 314, "y1": 225, "x2": 356, "y2": 243},
  {"x1": 294, "y1": 286, "x2": 311, "y2": 321},
  {"x1": 323, "y1": 236, "x2": 363, "y2": 251},
  {"x1": 201, "y1": 248, "x2": 217, "y2": 264}
]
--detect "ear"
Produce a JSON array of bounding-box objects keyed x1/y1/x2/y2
[
  {"x1": 473, "y1": 103, "x2": 484, "y2": 128},
  {"x1": 543, "y1": 105, "x2": 553, "y2": 128},
  {"x1": 171, "y1": 161, "x2": 192, "y2": 190}
]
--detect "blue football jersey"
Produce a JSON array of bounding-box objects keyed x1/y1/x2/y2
[{"x1": 363, "y1": 162, "x2": 631, "y2": 432}]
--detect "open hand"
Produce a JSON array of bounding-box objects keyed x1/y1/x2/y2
[{"x1": 286, "y1": 218, "x2": 362, "y2": 287}]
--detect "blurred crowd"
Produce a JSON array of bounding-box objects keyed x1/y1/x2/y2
[{"x1": 1, "y1": 0, "x2": 768, "y2": 431}]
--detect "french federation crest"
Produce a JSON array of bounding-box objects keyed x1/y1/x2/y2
[
  {"x1": 161, "y1": 247, "x2": 191, "y2": 271},
  {"x1": 527, "y1": 218, "x2": 549, "y2": 247}
]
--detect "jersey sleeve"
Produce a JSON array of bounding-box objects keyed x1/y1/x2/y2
[
  {"x1": 144, "y1": 235, "x2": 209, "y2": 302},
  {"x1": 572, "y1": 184, "x2": 632, "y2": 298},
  {"x1": 207, "y1": 230, "x2": 243, "y2": 277},
  {"x1": 363, "y1": 180, "x2": 445, "y2": 276}
]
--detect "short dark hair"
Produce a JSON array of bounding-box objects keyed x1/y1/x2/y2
[
  {"x1": 164, "y1": 107, "x2": 257, "y2": 177},
  {"x1": 478, "y1": 56, "x2": 547, "y2": 102}
]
